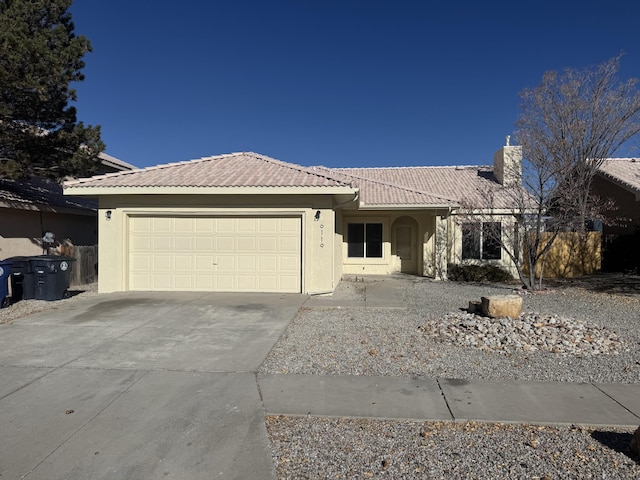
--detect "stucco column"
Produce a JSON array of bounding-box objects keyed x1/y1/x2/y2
[{"x1": 433, "y1": 215, "x2": 449, "y2": 280}]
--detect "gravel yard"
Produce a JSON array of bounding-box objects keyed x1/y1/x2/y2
[
  {"x1": 267, "y1": 417, "x2": 638, "y2": 479},
  {"x1": 262, "y1": 275, "x2": 640, "y2": 479},
  {"x1": 0, "y1": 283, "x2": 98, "y2": 325},
  {"x1": 260, "y1": 277, "x2": 640, "y2": 383}
]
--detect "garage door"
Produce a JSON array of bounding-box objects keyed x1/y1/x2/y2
[{"x1": 128, "y1": 216, "x2": 301, "y2": 292}]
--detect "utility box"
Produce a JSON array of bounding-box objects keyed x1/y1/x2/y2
[
  {"x1": 0, "y1": 259, "x2": 12, "y2": 308},
  {"x1": 31, "y1": 256, "x2": 76, "y2": 301}
]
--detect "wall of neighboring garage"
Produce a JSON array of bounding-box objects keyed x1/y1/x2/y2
[
  {"x1": 0, "y1": 207, "x2": 97, "y2": 259},
  {"x1": 97, "y1": 194, "x2": 337, "y2": 294}
]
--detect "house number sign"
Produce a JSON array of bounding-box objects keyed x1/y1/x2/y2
[{"x1": 320, "y1": 224, "x2": 324, "y2": 248}]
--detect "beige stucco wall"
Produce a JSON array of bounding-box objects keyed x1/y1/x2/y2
[
  {"x1": 340, "y1": 210, "x2": 439, "y2": 277},
  {"x1": 93, "y1": 194, "x2": 521, "y2": 293},
  {"x1": 0, "y1": 208, "x2": 97, "y2": 259},
  {"x1": 334, "y1": 210, "x2": 345, "y2": 286},
  {"x1": 96, "y1": 194, "x2": 338, "y2": 294}
]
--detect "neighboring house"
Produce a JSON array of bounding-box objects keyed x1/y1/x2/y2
[
  {"x1": 593, "y1": 158, "x2": 640, "y2": 235},
  {"x1": 97, "y1": 152, "x2": 137, "y2": 175},
  {"x1": 592, "y1": 158, "x2": 640, "y2": 271},
  {"x1": 0, "y1": 153, "x2": 136, "y2": 259},
  {"x1": 63, "y1": 142, "x2": 524, "y2": 294}
]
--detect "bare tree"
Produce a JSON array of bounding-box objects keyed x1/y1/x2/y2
[
  {"x1": 455, "y1": 56, "x2": 640, "y2": 290},
  {"x1": 516, "y1": 55, "x2": 640, "y2": 232}
]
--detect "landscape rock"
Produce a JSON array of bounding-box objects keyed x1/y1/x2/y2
[
  {"x1": 422, "y1": 311, "x2": 625, "y2": 356},
  {"x1": 481, "y1": 295, "x2": 523, "y2": 318}
]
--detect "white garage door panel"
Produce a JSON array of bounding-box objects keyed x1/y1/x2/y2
[{"x1": 128, "y1": 216, "x2": 301, "y2": 292}]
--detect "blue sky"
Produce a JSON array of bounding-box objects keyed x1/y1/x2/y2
[{"x1": 70, "y1": 1, "x2": 640, "y2": 169}]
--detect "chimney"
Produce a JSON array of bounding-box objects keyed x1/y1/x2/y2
[{"x1": 494, "y1": 136, "x2": 522, "y2": 187}]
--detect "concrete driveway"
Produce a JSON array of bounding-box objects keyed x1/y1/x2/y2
[{"x1": 0, "y1": 291, "x2": 306, "y2": 480}]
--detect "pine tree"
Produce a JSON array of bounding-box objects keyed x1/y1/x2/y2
[{"x1": 0, "y1": 0, "x2": 104, "y2": 180}]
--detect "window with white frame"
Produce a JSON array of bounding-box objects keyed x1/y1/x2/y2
[
  {"x1": 462, "y1": 222, "x2": 502, "y2": 260},
  {"x1": 347, "y1": 222, "x2": 383, "y2": 258}
]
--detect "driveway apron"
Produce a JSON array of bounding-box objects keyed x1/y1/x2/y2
[{"x1": 0, "y1": 291, "x2": 306, "y2": 480}]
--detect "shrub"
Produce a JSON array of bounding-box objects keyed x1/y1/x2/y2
[{"x1": 447, "y1": 263, "x2": 513, "y2": 283}]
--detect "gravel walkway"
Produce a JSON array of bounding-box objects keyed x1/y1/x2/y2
[{"x1": 261, "y1": 276, "x2": 640, "y2": 479}]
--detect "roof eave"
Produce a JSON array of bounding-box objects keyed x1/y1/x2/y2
[
  {"x1": 358, "y1": 203, "x2": 459, "y2": 211},
  {"x1": 63, "y1": 185, "x2": 358, "y2": 196},
  {"x1": 596, "y1": 171, "x2": 640, "y2": 200},
  {"x1": 0, "y1": 200, "x2": 96, "y2": 215},
  {"x1": 98, "y1": 152, "x2": 137, "y2": 171}
]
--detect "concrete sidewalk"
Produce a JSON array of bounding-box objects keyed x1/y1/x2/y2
[
  {"x1": 304, "y1": 275, "x2": 411, "y2": 309},
  {"x1": 258, "y1": 374, "x2": 640, "y2": 428}
]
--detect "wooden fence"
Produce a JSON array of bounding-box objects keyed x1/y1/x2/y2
[
  {"x1": 523, "y1": 232, "x2": 601, "y2": 278},
  {"x1": 60, "y1": 245, "x2": 98, "y2": 286}
]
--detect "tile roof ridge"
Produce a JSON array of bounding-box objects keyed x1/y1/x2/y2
[
  {"x1": 211, "y1": 152, "x2": 355, "y2": 187},
  {"x1": 334, "y1": 164, "x2": 491, "y2": 170},
  {"x1": 63, "y1": 152, "x2": 276, "y2": 186},
  {"x1": 65, "y1": 152, "x2": 357, "y2": 188},
  {"x1": 323, "y1": 166, "x2": 458, "y2": 204},
  {"x1": 255, "y1": 160, "x2": 355, "y2": 187},
  {"x1": 311, "y1": 165, "x2": 372, "y2": 189}
]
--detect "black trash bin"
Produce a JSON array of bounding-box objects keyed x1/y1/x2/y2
[
  {"x1": 31, "y1": 255, "x2": 76, "y2": 301},
  {"x1": 6, "y1": 256, "x2": 35, "y2": 301},
  {"x1": 0, "y1": 259, "x2": 12, "y2": 308}
]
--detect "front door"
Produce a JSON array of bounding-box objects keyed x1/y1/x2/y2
[{"x1": 394, "y1": 224, "x2": 416, "y2": 273}]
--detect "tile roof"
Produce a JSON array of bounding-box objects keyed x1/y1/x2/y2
[
  {"x1": 64, "y1": 152, "x2": 522, "y2": 209},
  {"x1": 65, "y1": 152, "x2": 353, "y2": 189},
  {"x1": 597, "y1": 158, "x2": 640, "y2": 195},
  {"x1": 0, "y1": 177, "x2": 96, "y2": 212},
  {"x1": 326, "y1": 165, "x2": 516, "y2": 209},
  {"x1": 310, "y1": 166, "x2": 458, "y2": 207}
]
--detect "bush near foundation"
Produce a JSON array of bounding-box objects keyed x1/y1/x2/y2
[{"x1": 448, "y1": 264, "x2": 513, "y2": 283}]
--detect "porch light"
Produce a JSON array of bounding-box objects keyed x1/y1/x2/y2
[
  {"x1": 105, "y1": 210, "x2": 112, "y2": 221},
  {"x1": 314, "y1": 210, "x2": 321, "y2": 221}
]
